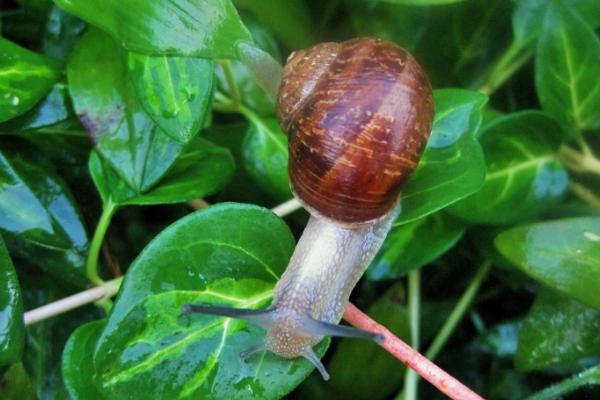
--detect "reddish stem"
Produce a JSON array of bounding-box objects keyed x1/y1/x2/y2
[{"x1": 343, "y1": 303, "x2": 485, "y2": 400}]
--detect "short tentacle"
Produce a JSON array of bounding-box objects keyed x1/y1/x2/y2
[{"x1": 304, "y1": 347, "x2": 330, "y2": 381}]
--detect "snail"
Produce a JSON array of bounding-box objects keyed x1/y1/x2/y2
[{"x1": 183, "y1": 37, "x2": 434, "y2": 380}]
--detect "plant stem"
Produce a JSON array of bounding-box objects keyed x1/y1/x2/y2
[
  {"x1": 569, "y1": 182, "x2": 600, "y2": 209},
  {"x1": 479, "y1": 41, "x2": 533, "y2": 95},
  {"x1": 86, "y1": 200, "x2": 117, "y2": 285},
  {"x1": 221, "y1": 61, "x2": 241, "y2": 107},
  {"x1": 344, "y1": 303, "x2": 485, "y2": 400},
  {"x1": 24, "y1": 277, "x2": 123, "y2": 325},
  {"x1": 525, "y1": 364, "x2": 600, "y2": 400},
  {"x1": 401, "y1": 270, "x2": 421, "y2": 400},
  {"x1": 271, "y1": 198, "x2": 302, "y2": 217},
  {"x1": 425, "y1": 261, "x2": 491, "y2": 360}
]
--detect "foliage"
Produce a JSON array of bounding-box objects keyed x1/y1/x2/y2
[{"x1": 1, "y1": 0, "x2": 600, "y2": 399}]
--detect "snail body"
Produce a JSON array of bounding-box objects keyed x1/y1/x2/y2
[{"x1": 184, "y1": 38, "x2": 434, "y2": 380}]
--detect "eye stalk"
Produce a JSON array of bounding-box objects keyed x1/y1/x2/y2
[{"x1": 184, "y1": 37, "x2": 434, "y2": 380}]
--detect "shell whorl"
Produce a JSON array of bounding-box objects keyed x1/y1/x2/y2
[{"x1": 277, "y1": 37, "x2": 434, "y2": 224}]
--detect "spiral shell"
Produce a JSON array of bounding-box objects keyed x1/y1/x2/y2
[{"x1": 277, "y1": 37, "x2": 434, "y2": 224}]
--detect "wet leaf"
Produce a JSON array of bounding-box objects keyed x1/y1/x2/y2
[
  {"x1": 368, "y1": 212, "x2": 465, "y2": 280},
  {"x1": 55, "y1": 0, "x2": 252, "y2": 58},
  {"x1": 0, "y1": 236, "x2": 24, "y2": 366},
  {"x1": 535, "y1": 0, "x2": 600, "y2": 131},
  {"x1": 0, "y1": 37, "x2": 60, "y2": 123},
  {"x1": 396, "y1": 89, "x2": 487, "y2": 223},
  {"x1": 89, "y1": 138, "x2": 234, "y2": 206},
  {"x1": 0, "y1": 138, "x2": 88, "y2": 286},
  {"x1": 495, "y1": 217, "x2": 600, "y2": 310},
  {"x1": 448, "y1": 111, "x2": 568, "y2": 224},
  {"x1": 516, "y1": 289, "x2": 600, "y2": 372}
]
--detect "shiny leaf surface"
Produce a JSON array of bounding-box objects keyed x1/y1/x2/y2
[
  {"x1": 368, "y1": 213, "x2": 465, "y2": 280},
  {"x1": 127, "y1": 53, "x2": 214, "y2": 143},
  {"x1": 0, "y1": 139, "x2": 88, "y2": 286},
  {"x1": 62, "y1": 320, "x2": 106, "y2": 400},
  {"x1": 89, "y1": 138, "x2": 234, "y2": 206},
  {"x1": 516, "y1": 289, "x2": 600, "y2": 372},
  {"x1": 396, "y1": 89, "x2": 487, "y2": 223},
  {"x1": 448, "y1": 111, "x2": 568, "y2": 224},
  {"x1": 0, "y1": 37, "x2": 60, "y2": 123},
  {"x1": 55, "y1": 0, "x2": 252, "y2": 58},
  {"x1": 242, "y1": 117, "x2": 291, "y2": 202},
  {"x1": 0, "y1": 236, "x2": 24, "y2": 366},
  {"x1": 495, "y1": 217, "x2": 600, "y2": 310},
  {"x1": 535, "y1": 1, "x2": 600, "y2": 131},
  {"x1": 68, "y1": 29, "x2": 185, "y2": 192}
]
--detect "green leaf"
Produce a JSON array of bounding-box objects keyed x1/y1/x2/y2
[
  {"x1": 234, "y1": 0, "x2": 312, "y2": 49},
  {"x1": 0, "y1": 363, "x2": 37, "y2": 400},
  {"x1": 42, "y1": 5, "x2": 86, "y2": 60},
  {"x1": 396, "y1": 89, "x2": 487, "y2": 224},
  {"x1": 94, "y1": 203, "x2": 295, "y2": 365},
  {"x1": 535, "y1": 0, "x2": 600, "y2": 131},
  {"x1": 379, "y1": 0, "x2": 466, "y2": 4},
  {"x1": 68, "y1": 28, "x2": 186, "y2": 192},
  {"x1": 0, "y1": 83, "x2": 72, "y2": 132},
  {"x1": 0, "y1": 138, "x2": 88, "y2": 286},
  {"x1": 322, "y1": 283, "x2": 410, "y2": 400},
  {"x1": 0, "y1": 236, "x2": 24, "y2": 366},
  {"x1": 55, "y1": 0, "x2": 252, "y2": 59},
  {"x1": 516, "y1": 289, "x2": 600, "y2": 372},
  {"x1": 93, "y1": 203, "x2": 329, "y2": 398},
  {"x1": 242, "y1": 117, "x2": 291, "y2": 202},
  {"x1": 89, "y1": 138, "x2": 234, "y2": 206},
  {"x1": 0, "y1": 37, "x2": 60, "y2": 123},
  {"x1": 62, "y1": 320, "x2": 106, "y2": 400},
  {"x1": 97, "y1": 284, "x2": 327, "y2": 399},
  {"x1": 448, "y1": 111, "x2": 568, "y2": 225},
  {"x1": 513, "y1": 0, "x2": 600, "y2": 46},
  {"x1": 495, "y1": 217, "x2": 600, "y2": 310},
  {"x1": 368, "y1": 213, "x2": 465, "y2": 280},
  {"x1": 127, "y1": 53, "x2": 214, "y2": 143}
]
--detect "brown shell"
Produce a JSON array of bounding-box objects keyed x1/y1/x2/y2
[{"x1": 277, "y1": 37, "x2": 434, "y2": 224}]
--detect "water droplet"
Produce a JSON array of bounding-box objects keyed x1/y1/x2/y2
[
  {"x1": 163, "y1": 107, "x2": 180, "y2": 118},
  {"x1": 11, "y1": 96, "x2": 20, "y2": 106},
  {"x1": 180, "y1": 87, "x2": 197, "y2": 101}
]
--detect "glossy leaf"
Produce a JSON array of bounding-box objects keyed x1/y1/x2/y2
[
  {"x1": 535, "y1": 1, "x2": 600, "y2": 131},
  {"x1": 95, "y1": 203, "x2": 295, "y2": 363},
  {"x1": 0, "y1": 139, "x2": 88, "y2": 286},
  {"x1": 234, "y1": 0, "x2": 312, "y2": 49},
  {"x1": 127, "y1": 53, "x2": 214, "y2": 143},
  {"x1": 0, "y1": 363, "x2": 37, "y2": 400},
  {"x1": 89, "y1": 138, "x2": 234, "y2": 206},
  {"x1": 42, "y1": 5, "x2": 86, "y2": 60},
  {"x1": 322, "y1": 283, "x2": 410, "y2": 400},
  {"x1": 62, "y1": 320, "x2": 106, "y2": 399},
  {"x1": 68, "y1": 29, "x2": 185, "y2": 192},
  {"x1": 396, "y1": 89, "x2": 487, "y2": 224},
  {"x1": 516, "y1": 289, "x2": 600, "y2": 372},
  {"x1": 448, "y1": 111, "x2": 568, "y2": 224},
  {"x1": 495, "y1": 217, "x2": 600, "y2": 310},
  {"x1": 0, "y1": 37, "x2": 60, "y2": 123},
  {"x1": 97, "y1": 284, "x2": 326, "y2": 399},
  {"x1": 368, "y1": 213, "x2": 465, "y2": 280},
  {"x1": 0, "y1": 83, "x2": 71, "y2": 132},
  {"x1": 92, "y1": 203, "x2": 330, "y2": 398},
  {"x1": 242, "y1": 117, "x2": 291, "y2": 202},
  {"x1": 513, "y1": 0, "x2": 600, "y2": 46},
  {"x1": 55, "y1": 0, "x2": 252, "y2": 59},
  {"x1": 0, "y1": 236, "x2": 24, "y2": 366}
]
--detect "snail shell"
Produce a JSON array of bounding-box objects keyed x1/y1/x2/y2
[{"x1": 277, "y1": 37, "x2": 434, "y2": 224}]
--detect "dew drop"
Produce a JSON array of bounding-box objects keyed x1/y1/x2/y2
[{"x1": 11, "y1": 96, "x2": 20, "y2": 106}]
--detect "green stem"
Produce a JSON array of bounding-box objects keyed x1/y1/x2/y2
[
  {"x1": 86, "y1": 200, "x2": 117, "y2": 285},
  {"x1": 525, "y1": 364, "x2": 600, "y2": 400},
  {"x1": 401, "y1": 270, "x2": 421, "y2": 400},
  {"x1": 221, "y1": 61, "x2": 241, "y2": 107},
  {"x1": 479, "y1": 41, "x2": 533, "y2": 95},
  {"x1": 425, "y1": 261, "x2": 491, "y2": 360}
]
